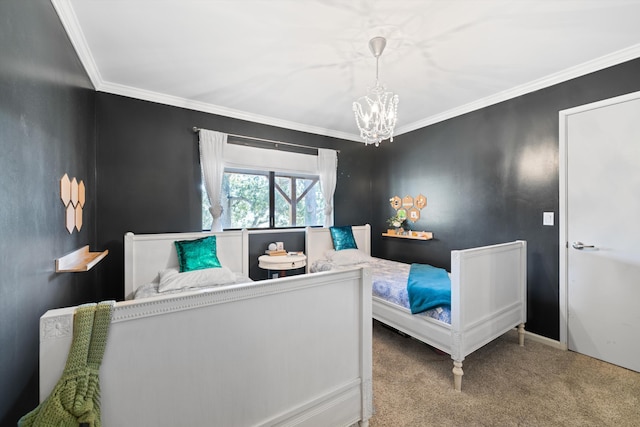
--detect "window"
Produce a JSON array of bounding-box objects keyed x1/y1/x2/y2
[
  {"x1": 203, "y1": 170, "x2": 325, "y2": 230},
  {"x1": 198, "y1": 131, "x2": 336, "y2": 231}
]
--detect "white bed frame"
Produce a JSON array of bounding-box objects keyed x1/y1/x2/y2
[
  {"x1": 123, "y1": 229, "x2": 250, "y2": 299},
  {"x1": 306, "y1": 224, "x2": 527, "y2": 391},
  {"x1": 39, "y1": 232, "x2": 373, "y2": 426}
]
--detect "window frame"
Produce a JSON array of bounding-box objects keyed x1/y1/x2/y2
[{"x1": 203, "y1": 168, "x2": 326, "y2": 231}]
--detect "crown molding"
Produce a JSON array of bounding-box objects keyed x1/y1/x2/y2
[
  {"x1": 395, "y1": 43, "x2": 640, "y2": 136},
  {"x1": 97, "y1": 81, "x2": 362, "y2": 142},
  {"x1": 51, "y1": 0, "x2": 102, "y2": 89}
]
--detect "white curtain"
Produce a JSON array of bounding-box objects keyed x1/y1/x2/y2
[
  {"x1": 317, "y1": 148, "x2": 337, "y2": 227},
  {"x1": 199, "y1": 130, "x2": 227, "y2": 231}
]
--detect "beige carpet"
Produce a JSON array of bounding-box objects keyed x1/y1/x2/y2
[{"x1": 370, "y1": 320, "x2": 640, "y2": 427}]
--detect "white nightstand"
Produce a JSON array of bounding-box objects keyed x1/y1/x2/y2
[{"x1": 258, "y1": 253, "x2": 306, "y2": 279}]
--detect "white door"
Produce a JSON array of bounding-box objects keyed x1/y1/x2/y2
[{"x1": 561, "y1": 92, "x2": 640, "y2": 372}]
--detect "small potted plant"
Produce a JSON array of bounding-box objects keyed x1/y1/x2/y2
[{"x1": 387, "y1": 213, "x2": 407, "y2": 235}]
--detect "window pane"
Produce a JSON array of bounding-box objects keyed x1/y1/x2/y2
[
  {"x1": 223, "y1": 172, "x2": 269, "y2": 228},
  {"x1": 203, "y1": 171, "x2": 270, "y2": 229},
  {"x1": 274, "y1": 175, "x2": 324, "y2": 227}
]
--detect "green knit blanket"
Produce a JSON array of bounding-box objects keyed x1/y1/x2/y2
[{"x1": 18, "y1": 301, "x2": 114, "y2": 427}]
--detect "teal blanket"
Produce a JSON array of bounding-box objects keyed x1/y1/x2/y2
[{"x1": 407, "y1": 263, "x2": 451, "y2": 314}]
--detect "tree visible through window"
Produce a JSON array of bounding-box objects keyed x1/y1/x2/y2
[{"x1": 202, "y1": 170, "x2": 325, "y2": 230}]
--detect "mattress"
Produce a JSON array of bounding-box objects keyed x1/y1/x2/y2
[
  {"x1": 133, "y1": 271, "x2": 253, "y2": 299},
  {"x1": 311, "y1": 257, "x2": 451, "y2": 324}
]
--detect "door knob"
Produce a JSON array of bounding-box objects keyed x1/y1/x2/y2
[{"x1": 572, "y1": 241, "x2": 595, "y2": 250}]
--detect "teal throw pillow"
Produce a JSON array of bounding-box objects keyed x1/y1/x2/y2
[
  {"x1": 174, "y1": 236, "x2": 222, "y2": 272},
  {"x1": 329, "y1": 225, "x2": 358, "y2": 251}
]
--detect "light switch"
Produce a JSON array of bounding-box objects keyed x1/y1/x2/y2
[{"x1": 543, "y1": 212, "x2": 554, "y2": 226}]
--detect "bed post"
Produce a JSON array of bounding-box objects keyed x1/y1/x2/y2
[
  {"x1": 360, "y1": 266, "x2": 373, "y2": 427},
  {"x1": 124, "y1": 232, "x2": 135, "y2": 299},
  {"x1": 452, "y1": 361, "x2": 464, "y2": 392},
  {"x1": 518, "y1": 323, "x2": 526, "y2": 346}
]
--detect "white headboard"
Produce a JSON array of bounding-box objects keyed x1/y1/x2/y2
[
  {"x1": 124, "y1": 230, "x2": 249, "y2": 299},
  {"x1": 305, "y1": 224, "x2": 371, "y2": 272}
]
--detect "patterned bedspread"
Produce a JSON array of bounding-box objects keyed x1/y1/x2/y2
[{"x1": 311, "y1": 257, "x2": 451, "y2": 324}]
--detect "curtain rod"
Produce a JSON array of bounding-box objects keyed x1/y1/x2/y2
[{"x1": 192, "y1": 127, "x2": 339, "y2": 153}]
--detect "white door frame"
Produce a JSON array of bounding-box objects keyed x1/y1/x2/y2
[{"x1": 558, "y1": 90, "x2": 640, "y2": 349}]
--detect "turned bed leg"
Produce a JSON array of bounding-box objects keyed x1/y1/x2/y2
[
  {"x1": 452, "y1": 361, "x2": 464, "y2": 392},
  {"x1": 518, "y1": 323, "x2": 525, "y2": 347}
]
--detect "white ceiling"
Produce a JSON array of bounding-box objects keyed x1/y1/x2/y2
[{"x1": 53, "y1": 0, "x2": 640, "y2": 142}]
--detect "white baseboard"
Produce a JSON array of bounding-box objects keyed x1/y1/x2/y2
[{"x1": 524, "y1": 330, "x2": 567, "y2": 351}]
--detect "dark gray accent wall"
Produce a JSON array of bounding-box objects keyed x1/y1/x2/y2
[
  {"x1": 0, "y1": 1, "x2": 98, "y2": 424},
  {"x1": 248, "y1": 232, "x2": 306, "y2": 280},
  {"x1": 369, "y1": 59, "x2": 640, "y2": 339},
  {"x1": 94, "y1": 93, "x2": 371, "y2": 300}
]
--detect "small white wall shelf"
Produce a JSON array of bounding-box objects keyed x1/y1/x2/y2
[
  {"x1": 382, "y1": 231, "x2": 434, "y2": 241},
  {"x1": 55, "y1": 245, "x2": 109, "y2": 272}
]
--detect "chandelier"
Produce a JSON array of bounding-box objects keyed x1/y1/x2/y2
[{"x1": 353, "y1": 36, "x2": 399, "y2": 147}]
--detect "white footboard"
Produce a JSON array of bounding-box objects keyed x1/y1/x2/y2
[
  {"x1": 450, "y1": 240, "x2": 527, "y2": 361},
  {"x1": 40, "y1": 269, "x2": 373, "y2": 427}
]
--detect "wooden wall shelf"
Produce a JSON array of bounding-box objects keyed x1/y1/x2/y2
[
  {"x1": 382, "y1": 231, "x2": 434, "y2": 241},
  {"x1": 55, "y1": 245, "x2": 109, "y2": 272}
]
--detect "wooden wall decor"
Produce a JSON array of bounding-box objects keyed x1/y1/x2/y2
[
  {"x1": 402, "y1": 195, "x2": 414, "y2": 209},
  {"x1": 385, "y1": 193, "x2": 432, "y2": 239},
  {"x1": 389, "y1": 196, "x2": 401, "y2": 210},
  {"x1": 70, "y1": 178, "x2": 79, "y2": 207},
  {"x1": 75, "y1": 204, "x2": 83, "y2": 231},
  {"x1": 60, "y1": 174, "x2": 71, "y2": 206},
  {"x1": 78, "y1": 180, "x2": 86, "y2": 207},
  {"x1": 56, "y1": 175, "x2": 107, "y2": 271},
  {"x1": 60, "y1": 174, "x2": 84, "y2": 234},
  {"x1": 408, "y1": 207, "x2": 420, "y2": 221},
  {"x1": 388, "y1": 193, "x2": 428, "y2": 223},
  {"x1": 65, "y1": 205, "x2": 75, "y2": 234}
]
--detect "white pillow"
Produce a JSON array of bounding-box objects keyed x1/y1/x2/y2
[
  {"x1": 158, "y1": 266, "x2": 236, "y2": 293},
  {"x1": 324, "y1": 248, "x2": 373, "y2": 266}
]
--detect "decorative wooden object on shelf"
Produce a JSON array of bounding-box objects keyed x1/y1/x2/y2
[
  {"x1": 382, "y1": 230, "x2": 433, "y2": 241},
  {"x1": 55, "y1": 245, "x2": 108, "y2": 272}
]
